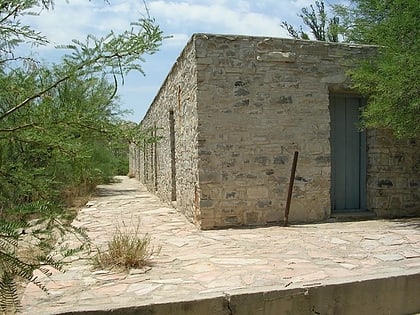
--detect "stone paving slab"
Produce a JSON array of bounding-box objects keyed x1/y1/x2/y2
[{"x1": 20, "y1": 176, "x2": 420, "y2": 314}]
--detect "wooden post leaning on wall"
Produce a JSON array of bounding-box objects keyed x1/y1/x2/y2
[{"x1": 284, "y1": 151, "x2": 299, "y2": 227}]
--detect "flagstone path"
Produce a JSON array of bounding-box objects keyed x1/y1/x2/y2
[{"x1": 20, "y1": 176, "x2": 420, "y2": 314}]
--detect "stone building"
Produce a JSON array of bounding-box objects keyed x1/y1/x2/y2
[{"x1": 129, "y1": 33, "x2": 419, "y2": 229}]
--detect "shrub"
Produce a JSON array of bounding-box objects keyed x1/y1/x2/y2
[{"x1": 92, "y1": 221, "x2": 159, "y2": 271}]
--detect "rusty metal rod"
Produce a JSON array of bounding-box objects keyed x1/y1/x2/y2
[{"x1": 284, "y1": 151, "x2": 299, "y2": 227}]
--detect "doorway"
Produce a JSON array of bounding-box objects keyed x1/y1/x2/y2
[
  {"x1": 330, "y1": 94, "x2": 366, "y2": 212},
  {"x1": 169, "y1": 110, "x2": 177, "y2": 201}
]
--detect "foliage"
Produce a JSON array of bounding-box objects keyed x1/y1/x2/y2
[
  {"x1": 92, "y1": 220, "x2": 159, "y2": 271},
  {"x1": 333, "y1": 0, "x2": 420, "y2": 138},
  {"x1": 0, "y1": 0, "x2": 53, "y2": 66},
  {"x1": 281, "y1": 0, "x2": 340, "y2": 42},
  {"x1": 0, "y1": 0, "x2": 164, "y2": 310},
  {"x1": 0, "y1": 220, "x2": 35, "y2": 314},
  {"x1": 283, "y1": 0, "x2": 419, "y2": 138},
  {"x1": 0, "y1": 206, "x2": 84, "y2": 314},
  {"x1": 1, "y1": 71, "x2": 121, "y2": 209}
]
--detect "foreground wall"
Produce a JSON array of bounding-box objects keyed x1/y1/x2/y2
[
  {"x1": 367, "y1": 129, "x2": 420, "y2": 217},
  {"x1": 194, "y1": 34, "x2": 376, "y2": 228},
  {"x1": 134, "y1": 37, "x2": 201, "y2": 223}
]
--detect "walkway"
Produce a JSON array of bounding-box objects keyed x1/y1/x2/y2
[{"x1": 21, "y1": 176, "x2": 420, "y2": 314}]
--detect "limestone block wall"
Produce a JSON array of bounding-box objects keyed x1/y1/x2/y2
[
  {"x1": 194, "y1": 34, "x2": 375, "y2": 229},
  {"x1": 367, "y1": 129, "x2": 420, "y2": 217},
  {"x1": 128, "y1": 143, "x2": 139, "y2": 178},
  {"x1": 132, "y1": 33, "x2": 419, "y2": 229},
  {"x1": 136, "y1": 38, "x2": 200, "y2": 223}
]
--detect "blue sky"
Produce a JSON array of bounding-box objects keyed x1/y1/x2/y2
[{"x1": 24, "y1": 0, "x2": 345, "y2": 122}]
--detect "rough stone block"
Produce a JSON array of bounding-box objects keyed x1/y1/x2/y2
[
  {"x1": 247, "y1": 186, "x2": 269, "y2": 199},
  {"x1": 256, "y1": 51, "x2": 297, "y2": 63}
]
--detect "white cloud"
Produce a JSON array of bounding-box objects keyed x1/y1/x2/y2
[
  {"x1": 291, "y1": 0, "x2": 319, "y2": 8},
  {"x1": 22, "y1": 0, "x2": 314, "y2": 51},
  {"x1": 95, "y1": 2, "x2": 132, "y2": 14},
  {"x1": 149, "y1": 1, "x2": 289, "y2": 38},
  {"x1": 21, "y1": 0, "x2": 148, "y2": 47},
  {"x1": 17, "y1": 0, "x2": 346, "y2": 122},
  {"x1": 22, "y1": 3, "x2": 92, "y2": 46}
]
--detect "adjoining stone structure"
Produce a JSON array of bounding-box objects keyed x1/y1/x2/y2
[{"x1": 130, "y1": 33, "x2": 420, "y2": 229}]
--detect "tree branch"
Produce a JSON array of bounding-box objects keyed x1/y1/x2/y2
[
  {"x1": 0, "y1": 123, "x2": 38, "y2": 133},
  {"x1": 0, "y1": 4, "x2": 20, "y2": 25},
  {"x1": 0, "y1": 74, "x2": 70, "y2": 121}
]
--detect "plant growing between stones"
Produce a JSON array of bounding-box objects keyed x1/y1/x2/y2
[{"x1": 92, "y1": 220, "x2": 159, "y2": 271}]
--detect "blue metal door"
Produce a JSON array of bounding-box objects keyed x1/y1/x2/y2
[{"x1": 330, "y1": 95, "x2": 366, "y2": 211}]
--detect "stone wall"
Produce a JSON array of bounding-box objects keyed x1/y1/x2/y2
[
  {"x1": 128, "y1": 143, "x2": 138, "y2": 178},
  {"x1": 133, "y1": 37, "x2": 201, "y2": 223},
  {"x1": 367, "y1": 129, "x2": 420, "y2": 217},
  {"x1": 194, "y1": 34, "x2": 375, "y2": 228},
  {"x1": 132, "y1": 33, "x2": 419, "y2": 229}
]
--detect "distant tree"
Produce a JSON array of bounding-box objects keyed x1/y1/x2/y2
[
  {"x1": 333, "y1": 0, "x2": 420, "y2": 138},
  {"x1": 281, "y1": 0, "x2": 340, "y2": 42}
]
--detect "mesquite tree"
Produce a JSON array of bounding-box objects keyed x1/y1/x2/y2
[
  {"x1": 0, "y1": 0, "x2": 163, "y2": 311},
  {"x1": 282, "y1": 0, "x2": 419, "y2": 138},
  {"x1": 333, "y1": 0, "x2": 420, "y2": 138}
]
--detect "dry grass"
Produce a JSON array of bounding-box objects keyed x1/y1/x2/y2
[
  {"x1": 92, "y1": 220, "x2": 159, "y2": 271},
  {"x1": 60, "y1": 184, "x2": 95, "y2": 208}
]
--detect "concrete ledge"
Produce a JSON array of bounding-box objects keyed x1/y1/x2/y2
[
  {"x1": 59, "y1": 272, "x2": 420, "y2": 315},
  {"x1": 229, "y1": 272, "x2": 420, "y2": 315},
  {"x1": 58, "y1": 296, "x2": 228, "y2": 315}
]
